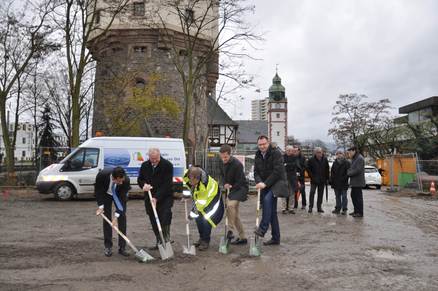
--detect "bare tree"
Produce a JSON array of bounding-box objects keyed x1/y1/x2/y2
[
  {"x1": 328, "y1": 94, "x2": 391, "y2": 153},
  {"x1": 154, "y1": 0, "x2": 261, "y2": 158},
  {"x1": 53, "y1": 0, "x2": 129, "y2": 147},
  {"x1": 0, "y1": 0, "x2": 59, "y2": 184}
]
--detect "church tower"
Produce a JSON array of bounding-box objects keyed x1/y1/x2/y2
[{"x1": 267, "y1": 72, "x2": 287, "y2": 150}]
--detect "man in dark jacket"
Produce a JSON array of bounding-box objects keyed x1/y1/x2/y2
[
  {"x1": 306, "y1": 147, "x2": 330, "y2": 213},
  {"x1": 330, "y1": 149, "x2": 351, "y2": 215},
  {"x1": 253, "y1": 135, "x2": 288, "y2": 245},
  {"x1": 347, "y1": 146, "x2": 365, "y2": 218},
  {"x1": 294, "y1": 147, "x2": 307, "y2": 209},
  {"x1": 95, "y1": 167, "x2": 131, "y2": 257},
  {"x1": 219, "y1": 144, "x2": 248, "y2": 245},
  {"x1": 283, "y1": 145, "x2": 299, "y2": 214},
  {"x1": 137, "y1": 148, "x2": 174, "y2": 248}
]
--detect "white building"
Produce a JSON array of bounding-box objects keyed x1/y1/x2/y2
[
  {"x1": 267, "y1": 73, "x2": 288, "y2": 151},
  {"x1": 0, "y1": 122, "x2": 35, "y2": 162},
  {"x1": 251, "y1": 98, "x2": 269, "y2": 121}
]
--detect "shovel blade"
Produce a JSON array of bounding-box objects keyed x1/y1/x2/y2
[
  {"x1": 158, "y1": 242, "x2": 174, "y2": 260},
  {"x1": 135, "y1": 249, "x2": 155, "y2": 263},
  {"x1": 218, "y1": 236, "x2": 230, "y2": 254},
  {"x1": 182, "y1": 245, "x2": 196, "y2": 256},
  {"x1": 249, "y1": 236, "x2": 262, "y2": 257}
]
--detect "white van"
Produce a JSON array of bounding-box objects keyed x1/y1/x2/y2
[{"x1": 36, "y1": 137, "x2": 186, "y2": 200}]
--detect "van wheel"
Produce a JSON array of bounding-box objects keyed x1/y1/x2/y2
[{"x1": 54, "y1": 182, "x2": 75, "y2": 201}]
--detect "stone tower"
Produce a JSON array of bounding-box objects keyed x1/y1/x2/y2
[
  {"x1": 267, "y1": 72, "x2": 288, "y2": 151},
  {"x1": 87, "y1": 1, "x2": 219, "y2": 150}
]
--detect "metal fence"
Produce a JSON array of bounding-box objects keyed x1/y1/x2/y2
[{"x1": 377, "y1": 153, "x2": 438, "y2": 193}]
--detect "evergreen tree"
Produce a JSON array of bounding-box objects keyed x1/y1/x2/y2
[{"x1": 38, "y1": 105, "x2": 59, "y2": 167}]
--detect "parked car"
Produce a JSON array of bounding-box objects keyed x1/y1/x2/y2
[{"x1": 364, "y1": 166, "x2": 382, "y2": 189}]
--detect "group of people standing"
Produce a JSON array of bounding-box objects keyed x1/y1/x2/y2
[
  {"x1": 94, "y1": 136, "x2": 365, "y2": 257},
  {"x1": 282, "y1": 144, "x2": 366, "y2": 217}
]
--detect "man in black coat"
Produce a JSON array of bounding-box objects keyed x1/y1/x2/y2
[
  {"x1": 95, "y1": 167, "x2": 131, "y2": 257},
  {"x1": 294, "y1": 147, "x2": 307, "y2": 209},
  {"x1": 330, "y1": 149, "x2": 351, "y2": 215},
  {"x1": 306, "y1": 147, "x2": 330, "y2": 213},
  {"x1": 137, "y1": 148, "x2": 174, "y2": 248},
  {"x1": 219, "y1": 144, "x2": 248, "y2": 245},
  {"x1": 347, "y1": 146, "x2": 366, "y2": 218},
  {"x1": 283, "y1": 145, "x2": 299, "y2": 214},
  {"x1": 253, "y1": 135, "x2": 288, "y2": 245}
]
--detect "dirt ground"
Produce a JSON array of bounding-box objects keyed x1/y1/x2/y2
[{"x1": 1, "y1": 186, "x2": 438, "y2": 291}]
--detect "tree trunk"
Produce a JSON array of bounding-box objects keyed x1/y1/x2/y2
[{"x1": 0, "y1": 93, "x2": 16, "y2": 185}]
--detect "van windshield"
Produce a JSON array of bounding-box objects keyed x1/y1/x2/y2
[{"x1": 61, "y1": 148, "x2": 99, "y2": 171}]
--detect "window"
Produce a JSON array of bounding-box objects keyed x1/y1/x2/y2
[
  {"x1": 22, "y1": 151, "x2": 26, "y2": 158},
  {"x1": 133, "y1": 2, "x2": 145, "y2": 16},
  {"x1": 135, "y1": 78, "x2": 146, "y2": 89},
  {"x1": 64, "y1": 148, "x2": 99, "y2": 171},
  {"x1": 276, "y1": 113, "x2": 280, "y2": 118},
  {"x1": 133, "y1": 46, "x2": 147, "y2": 53},
  {"x1": 184, "y1": 8, "x2": 194, "y2": 24},
  {"x1": 95, "y1": 10, "x2": 101, "y2": 24},
  {"x1": 212, "y1": 126, "x2": 220, "y2": 137},
  {"x1": 277, "y1": 131, "x2": 280, "y2": 136},
  {"x1": 23, "y1": 124, "x2": 26, "y2": 130},
  {"x1": 22, "y1": 137, "x2": 26, "y2": 144}
]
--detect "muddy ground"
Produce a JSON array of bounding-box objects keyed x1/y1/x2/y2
[{"x1": 1, "y1": 187, "x2": 438, "y2": 291}]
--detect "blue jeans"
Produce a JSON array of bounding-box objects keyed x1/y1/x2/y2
[
  {"x1": 334, "y1": 188, "x2": 348, "y2": 211},
  {"x1": 259, "y1": 190, "x2": 280, "y2": 242},
  {"x1": 195, "y1": 203, "x2": 225, "y2": 243}
]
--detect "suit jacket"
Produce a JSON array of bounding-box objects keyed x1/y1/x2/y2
[
  {"x1": 220, "y1": 156, "x2": 248, "y2": 201},
  {"x1": 254, "y1": 145, "x2": 288, "y2": 198},
  {"x1": 95, "y1": 168, "x2": 131, "y2": 216},
  {"x1": 348, "y1": 153, "x2": 366, "y2": 187},
  {"x1": 137, "y1": 157, "x2": 174, "y2": 208}
]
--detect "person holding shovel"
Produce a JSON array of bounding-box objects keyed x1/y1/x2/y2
[
  {"x1": 138, "y1": 148, "x2": 174, "y2": 250},
  {"x1": 95, "y1": 167, "x2": 131, "y2": 257},
  {"x1": 183, "y1": 166, "x2": 224, "y2": 251},
  {"x1": 219, "y1": 144, "x2": 248, "y2": 245},
  {"x1": 253, "y1": 135, "x2": 289, "y2": 246}
]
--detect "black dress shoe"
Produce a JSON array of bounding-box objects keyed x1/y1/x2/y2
[
  {"x1": 254, "y1": 228, "x2": 265, "y2": 238},
  {"x1": 349, "y1": 212, "x2": 356, "y2": 216},
  {"x1": 288, "y1": 209, "x2": 296, "y2": 214},
  {"x1": 193, "y1": 239, "x2": 201, "y2": 247},
  {"x1": 281, "y1": 209, "x2": 288, "y2": 214},
  {"x1": 118, "y1": 248, "x2": 130, "y2": 257},
  {"x1": 263, "y1": 239, "x2": 280, "y2": 246},
  {"x1": 230, "y1": 238, "x2": 248, "y2": 245},
  {"x1": 352, "y1": 213, "x2": 363, "y2": 218},
  {"x1": 148, "y1": 245, "x2": 158, "y2": 250},
  {"x1": 227, "y1": 230, "x2": 234, "y2": 240},
  {"x1": 317, "y1": 209, "x2": 324, "y2": 213},
  {"x1": 308, "y1": 208, "x2": 313, "y2": 213},
  {"x1": 301, "y1": 206, "x2": 306, "y2": 210},
  {"x1": 104, "y1": 247, "x2": 112, "y2": 257}
]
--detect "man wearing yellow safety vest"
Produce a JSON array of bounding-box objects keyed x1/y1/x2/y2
[{"x1": 183, "y1": 166, "x2": 224, "y2": 251}]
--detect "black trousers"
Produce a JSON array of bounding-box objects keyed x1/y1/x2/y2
[
  {"x1": 144, "y1": 198, "x2": 172, "y2": 241},
  {"x1": 350, "y1": 187, "x2": 364, "y2": 215},
  {"x1": 102, "y1": 194, "x2": 127, "y2": 250},
  {"x1": 309, "y1": 183, "x2": 324, "y2": 210}
]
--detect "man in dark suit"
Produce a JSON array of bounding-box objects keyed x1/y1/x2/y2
[
  {"x1": 137, "y1": 148, "x2": 174, "y2": 249},
  {"x1": 95, "y1": 166, "x2": 131, "y2": 257},
  {"x1": 306, "y1": 147, "x2": 330, "y2": 213}
]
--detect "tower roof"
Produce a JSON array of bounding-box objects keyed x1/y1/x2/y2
[{"x1": 269, "y1": 73, "x2": 286, "y2": 101}]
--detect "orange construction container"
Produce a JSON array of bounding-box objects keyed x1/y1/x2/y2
[{"x1": 376, "y1": 156, "x2": 417, "y2": 186}]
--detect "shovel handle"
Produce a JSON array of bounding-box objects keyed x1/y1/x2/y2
[
  {"x1": 99, "y1": 213, "x2": 139, "y2": 253},
  {"x1": 147, "y1": 190, "x2": 166, "y2": 244},
  {"x1": 255, "y1": 188, "x2": 261, "y2": 227}
]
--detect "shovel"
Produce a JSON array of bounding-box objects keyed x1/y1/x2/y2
[
  {"x1": 219, "y1": 188, "x2": 231, "y2": 254},
  {"x1": 99, "y1": 213, "x2": 154, "y2": 263},
  {"x1": 147, "y1": 190, "x2": 174, "y2": 260},
  {"x1": 182, "y1": 198, "x2": 196, "y2": 255},
  {"x1": 249, "y1": 188, "x2": 262, "y2": 257}
]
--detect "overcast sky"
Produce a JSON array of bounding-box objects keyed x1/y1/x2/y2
[{"x1": 218, "y1": 0, "x2": 438, "y2": 143}]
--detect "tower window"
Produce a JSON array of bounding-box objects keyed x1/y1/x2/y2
[
  {"x1": 185, "y1": 8, "x2": 194, "y2": 24},
  {"x1": 133, "y1": 2, "x2": 145, "y2": 16},
  {"x1": 276, "y1": 113, "x2": 280, "y2": 118},
  {"x1": 95, "y1": 10, "x2": 101, "y2": 24},
  {"x1": 135, "y1": 78, "x2": 146, "y2": 89},
  {"x1": 133, "y1": 46, "x2": 147, "y2": 53},
  {"x1": 277, "y1": 131, "x2": 280, "y2": 136}
]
